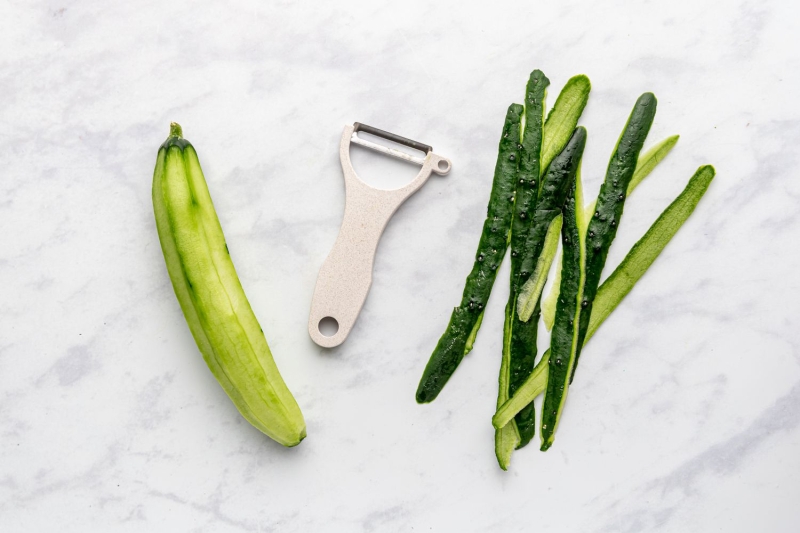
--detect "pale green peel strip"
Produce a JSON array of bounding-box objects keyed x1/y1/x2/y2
[
  {"x1": 541, "y1": 75, "x2": 591, "y2": 173},
  {"x1": 517, "y1": 215, "x2": 562, "y2": 322},
  {"x1": 493, "y1": 165, "x2": 715, "y2": 428},
  {"x1": 629, "y1": 134, "x2": 680, "y2": 193},
  {"x1": 542, "y1": 251, "x2": 561, "y2": 330},
  {"x1": 585, "y1": 165, "x2": 715, "y2": 343},
  {"x1": 495, "y1": 305, "x2": 521, "y2": 470},
  {"x1": 464, "y1": 310, "x2": 484, "y2": 354},
  {"x1": 495, "y1": 421, "x2": 520, "y2": 471},
  {"x1": 585, "y1": 134, "x2": 679, "y2": 218},
  {"x1": 492, "y1": 351, "x2": 550, "y2": 429},
  {"x1": 541, "y1": 134, "x2": 679, "y2": 330}
]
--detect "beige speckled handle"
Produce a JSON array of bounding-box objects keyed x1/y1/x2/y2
[{"x1": 308, "y1": 125, "x2": 451, "y2": 348}]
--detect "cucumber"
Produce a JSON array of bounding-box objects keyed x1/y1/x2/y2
[
  {"x1": 416, "y1": 104, "x2": 523, "y2": 404},
  {"x1": 585, "y1": 165, "x2": 715, "y2": 343},
  {"x1": 493, "y1": 165, "x2": 714, "y2": 430},
  {"x1": 153, "y1": 123, "x2": 306, "y2": 446},
  {"x1": 498, "y1": 69, "x2": 550, "y2": 455},
  {"x1": 571, "y1": 92, "x2": 657, "y2": 381},
  {"x1": 539, "y1": 163, "x2": 588, "y2": 450}
]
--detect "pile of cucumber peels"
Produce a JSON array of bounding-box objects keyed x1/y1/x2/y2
[{"x1": 416, "y1": 69, "x2": 715, "y2": 469}]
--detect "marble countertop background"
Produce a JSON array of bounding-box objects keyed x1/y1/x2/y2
[{"x1": 2, "y1": 0, "x2": 799, "y2": 531}]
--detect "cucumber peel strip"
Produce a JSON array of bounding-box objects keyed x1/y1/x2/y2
[
  {"x1": 541, "y1": 75, "x2": 591, "y2": 174},
  {"x1": 517, "y1": 214, "x2": 562, "y2": 322},
  {"x1": 541, "y1": 251, "x2": 562, "y2": 330},
  {"x1": 492, "y1": 164, "x2": 715, "y2": 430},
  {"x1": 495, "y1": 304, "x2": 522, "y2": 469},
  {"x1": 540, "y1": 134, "x2": 679, "y2": 330},
  {"x1": 493, "y1": 350, "x2": 550, "y2": 429},
  {"x1": 415, "y1": 105, "x2": 523, "y2": 404},
  {"x1": 584, "y1": 134, "x2": 680, "y2": 219},
  {"x1": 538, "y1": 164, "x2": 588, "y2": 450}
]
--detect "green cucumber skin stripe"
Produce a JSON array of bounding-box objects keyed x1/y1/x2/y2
[
  {"x1": 502, "y1": 69, "x2": 549, "y2": 449},
  {"x1": 539, "y1": 165, "x2": 586, "y2": 450},
  {"x1": 416, "y1": 104, "x2": 523, "y2": 404},
  {"x1": 585, "y1": 165, "x2": 715, "y2": 343},
  {"x1": 571, "y1": 92, "x2": 658, "y2": 382}
]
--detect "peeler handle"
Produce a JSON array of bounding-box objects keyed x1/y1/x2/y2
[
  {"x1": 308, "y1": 125, "x2": 451, "y2": 348},
  {"x1": 307, "y1": 189, "x2": 396, "y2": 348}
]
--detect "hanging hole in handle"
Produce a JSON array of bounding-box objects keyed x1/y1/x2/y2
[
  {"x1": 318, "y1": 317, "x2": 339, "y2": 337},
  {"x1": 432, "y1": 157, "x2": 451, "y2": 176}
]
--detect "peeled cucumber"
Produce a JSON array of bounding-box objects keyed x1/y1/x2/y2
[{"x1": 152, "y1": 123, "x2": 306, "y2": 446}]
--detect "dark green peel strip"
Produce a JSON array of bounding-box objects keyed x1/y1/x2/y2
[
  {"x1": 539, "y1": 166, "x2": 587, "y2": 451},
  {"x1": 499, "y1": 69, "x2": 549, "y2": 455},
  {"x1": 416, "y1": 104, "x2": 523, "y2": 404},
  {"x1": 585, "y1": 165, "x2": 715, "y2": 343},
  {"x1": 571, "y1": 92, "x2": 657, "y2": 382}
]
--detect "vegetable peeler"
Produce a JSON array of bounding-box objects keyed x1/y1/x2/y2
[{"x1": 308, "y1": 123, "x2": 452, "y2": 348}]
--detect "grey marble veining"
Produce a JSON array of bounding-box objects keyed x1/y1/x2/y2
[{"x1": 1, "y1": 0, "x2": 799, "y2": 531}]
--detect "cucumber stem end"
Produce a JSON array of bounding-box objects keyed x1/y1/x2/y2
[{"x1": 169, "y1": 122, "x2": 183, "y2": 138}]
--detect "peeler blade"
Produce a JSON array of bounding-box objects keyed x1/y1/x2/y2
[{"x1": 350, "y1": 122, "x2": 433, "y2": 166}]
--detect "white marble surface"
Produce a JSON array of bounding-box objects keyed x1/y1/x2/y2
[{"x1": 2, "y1": 0, "x2": 799, "y2": 531}]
